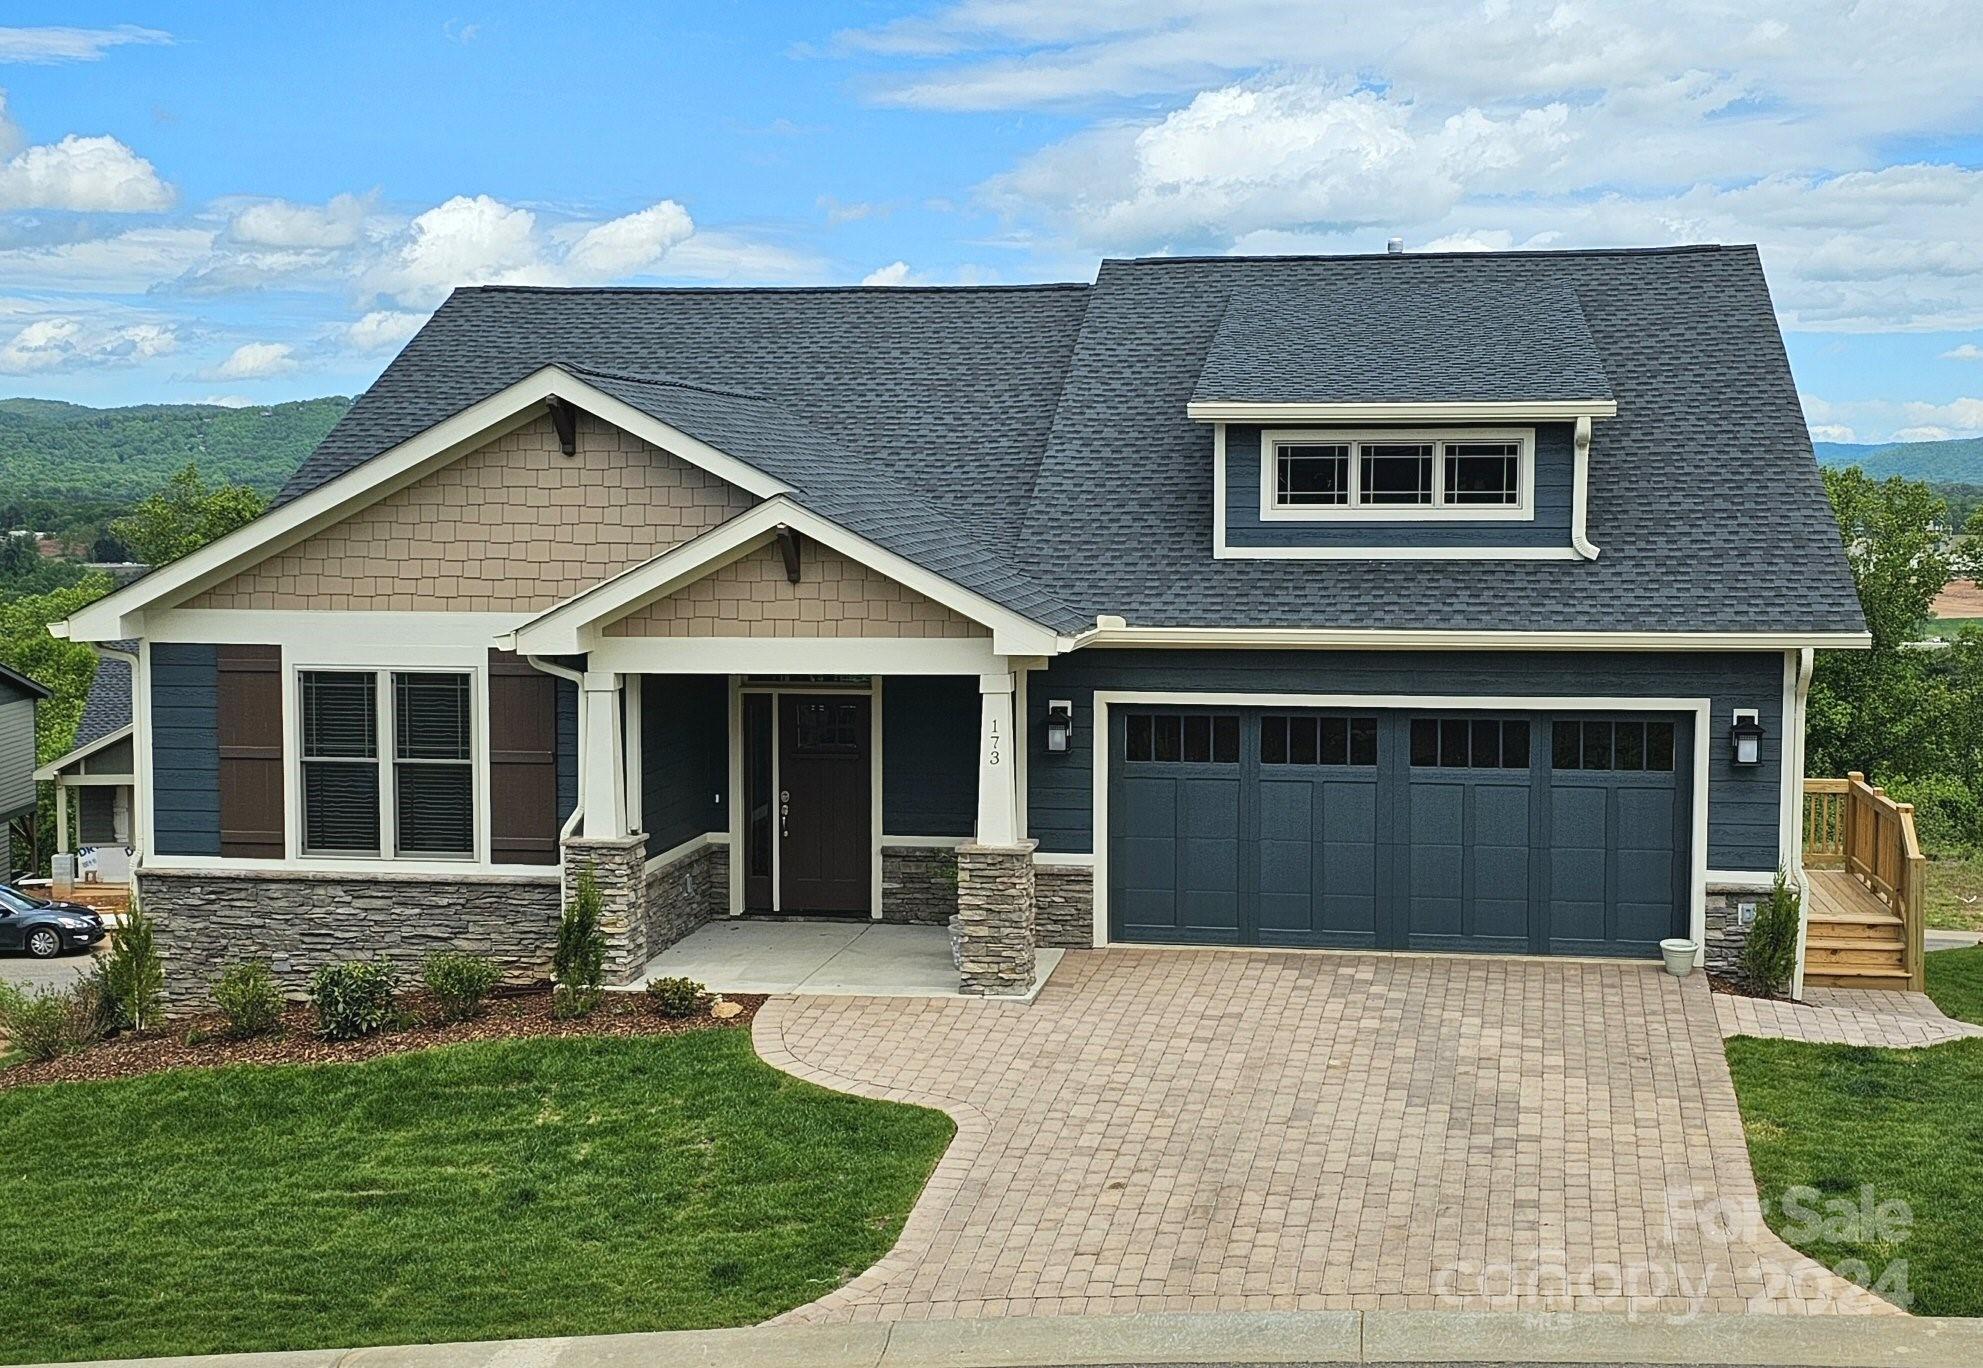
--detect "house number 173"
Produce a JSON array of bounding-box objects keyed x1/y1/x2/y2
[{"x1": 986, "y1": 716, "x2": 1002, "y2": 765}]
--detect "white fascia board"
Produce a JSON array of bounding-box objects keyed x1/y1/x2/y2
[
  {"x1": 148, "y1": 609, "x2": 527, "y2": 648},
  {"x1": 60, "y1": 365, "x2": 796, "y2": 643},
  {"x1": 34, "y1": 723, "x2": 134, "y2": 781},
  {"x1": 1218, "y1": 545, "x2": 1584, "y2": 561},
  {"x1": 591, "y1": 634, "x2": 1001, "y2": 677},
  {"x1": 1186, "y1": 399, "x2": 1619, "y2": 423},
  {"x1": 1058, "y1": 626, "x2": 1874, "y2": 652},
  {"x1": 510, "y1": 496, "x2": 1061, "y2": 657}
]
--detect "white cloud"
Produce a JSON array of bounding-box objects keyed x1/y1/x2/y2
[
  {"x1": 1894, "y1": 426, "x2": 1954, "y2": 442},
  {"x1": 1900, "y1": 398, "x2": 1983, "y2": 434},
  {"x1": 197, "y1": 394, "x2": 256, "y2": 408},
  {"x1": 227, "y1": 194, "x2": 370, "y2": 249},
  {"x1": 559, "y1": 200, "x2": 694, "y2": 280},
  {"x1": 1808, "y1": 424, "x2": 1857, "y2": 444},
  {"x1": 0, "y1": 25, "x2": 171, "y2": 64},
  {"x1": 0, "y1": 315, "x2": 176, "y2": 373},
  {"x1": 206, "y1": 341, "x2": 297, "y2": 380},
  {"x1": 339, "y1": 309, "x2": 428, "y2": 351},
  {"x1": 1943, "y1": 344, "x2": 1983, "y2": 362},
  {"x1": 861, "y1": 260, "x2": 915, "y2": 286},
  {"x1": 0, "y1": 130, "x2": 173, "y2": 212},
  {"x1": 0, "y1": 226, "x2": 212, "y2": 291}
]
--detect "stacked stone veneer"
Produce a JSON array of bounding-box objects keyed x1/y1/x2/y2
[
  {"x1": 564, "y1": 834, "x2": 730, "y2": 986},
  {"x1": 188, "y1": 412, "x2": 755, "y2": 613},
  {"x1": 604, "y1": 539, "x2": 986, "y2": 639},
  {"x1": 880, "y1": 846, "x2": 959, "y2": 924},
  {"x1": 953, "y1": 841, "x2": 1037, "y2": 996},
  {"x1": 1704, "y1": 891, "x2": 1753, "y2": 980},
  {"x1": 139, "y1": 866, "x2": 561, "y2": 1012},
  {"x1": 1034, "y1": 862, "x2": 1095, "y2": 948},
  {"x1": 643, "y1": 841, "x2": 728, "y2": 963}
]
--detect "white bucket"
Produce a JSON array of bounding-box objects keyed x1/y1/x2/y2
[{"x1": 1660, "y1": 937, "x2": 1699, "y2": 978}]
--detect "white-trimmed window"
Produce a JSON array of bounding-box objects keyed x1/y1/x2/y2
[
  {"x1": 300, "y1": 668, "x2": 475, "y2": 858},
  {"x1": 1262, "y1": 428, "x2": 1534, "y2": 520}
]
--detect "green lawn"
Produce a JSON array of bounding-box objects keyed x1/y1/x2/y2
[
  {"x1": 1926, "y1": 855, "x2": 1983, "y2": 932},
  {"x1": 0, "y1": 1031, "x2": 953, "y2": 1364},
  {"x1": 1724, "y1": 947, "x2": 1983, "y2": 1317}
]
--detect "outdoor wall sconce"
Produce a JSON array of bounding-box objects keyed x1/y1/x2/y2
[
  {"x1": 1045, "y1": 699, "x2": 1074, "y2": 753},
  {"x1": 1730, "y1": 708, "x2": 1764, "y2": 766}
]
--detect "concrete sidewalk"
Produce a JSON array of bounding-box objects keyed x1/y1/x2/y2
[{"x1": 32, "y1": 1309, "x2": 1983, "y2": 1368}]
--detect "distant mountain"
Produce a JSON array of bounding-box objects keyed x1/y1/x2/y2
[
  {"x1": 1814, "y1": 435, "x2": 1983, "y2": 484},
  {"x1": 0, "y1": 396, "x2": 350, "y2": 507}
]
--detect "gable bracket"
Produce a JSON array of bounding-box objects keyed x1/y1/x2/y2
[
  {"x1": 548, "y1": 397, "x2": 579, "y2": 456},
  {"x1": 775, "y1": 526, "x2": 802, "y2": 583}
]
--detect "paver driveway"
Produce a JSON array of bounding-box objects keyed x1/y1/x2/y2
[{"x1": 755, "y1": 948, "x2": 1893, "y2": 1322}]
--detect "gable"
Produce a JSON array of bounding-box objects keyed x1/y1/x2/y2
[
  {"x1": 603, "y1": 538, "x2": 987, "y2": 640},
  {"x1": 188, "y1": 411, "x2": 756, "y2": 614}
]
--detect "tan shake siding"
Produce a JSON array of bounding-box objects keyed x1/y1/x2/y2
[
  {"x1": 188, "y1": 412, "x2": 757, "y2": 613},
  {"x1": 604, "y1": 540, "x2": 988, "y2": 639}
]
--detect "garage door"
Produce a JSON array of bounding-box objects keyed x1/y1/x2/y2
[{"x1": 1108, "y1": 706, "x2": 1689, "y2": 957}]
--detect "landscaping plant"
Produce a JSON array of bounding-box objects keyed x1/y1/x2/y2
[
  {"x1": 644, "y1": 975, "x2": 705, "y2": 1018},
  {"x1": 308, "y1": 961, "x2": 396, "y2": 1040},
  {"x1": 0, "y1": 982, "x2": 101, "y2": 1061},
  {"x1": 422, "y1": 951, "x2": 502, "y2": 1023},
  {"x1": 211, "y1": 962, "x2": 283, "y2": 1038},
  {"x1": 1740, "y1": 868, "x2": 1801, "y2": 996},
  {"x1": 98, "y1": 894, "x2": 166, "y2": 1032},
  {"x1": 553, "y1": 869, "x2": 606, "y2": 1019}
]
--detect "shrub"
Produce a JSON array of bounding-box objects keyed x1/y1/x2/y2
[
  {"x1": 645, "y1": 976, "x2": 705, "y2": 1018},
  {"x1": 1881, "y1": 773, "x2": 1983, "y2": 858},
  {"x1": 553, "y1": 869, "x2": 606, "y2": 1019},
  {"x1": 98, "y1": 895, "x2": 165, "y2": 1033},
  {"x1": 0, "y1": 983, "x2": 101, "y2": 1061},
  {"x1": 423, "y1": 952, "x2": 502, "y2": 1023},
  {"x1": 212, "y1": 961, "x2": 283, "y2": 1038},
  {"x1": 1741, "y1": 868, "x2": 1802, "y2": 997},
  {"x1": 308, "y1": 961, "x2": 396, "y2": 1040}
]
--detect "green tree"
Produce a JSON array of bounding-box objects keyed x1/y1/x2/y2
[
  {"x1": 1821, "y1": 466, "x2": 1955, "y2": 650},
  {"x1": 0, "y1": 575, "x2": 112, "y2": 872},
  {"x1": 111, "y1": 463, "x2": 267, "y2": 568}
]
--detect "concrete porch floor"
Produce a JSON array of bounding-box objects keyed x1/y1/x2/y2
[{"x1": 633, "y1": 919, "x2": 1065, "y2": 999}]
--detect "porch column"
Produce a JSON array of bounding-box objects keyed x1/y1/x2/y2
[
  {"x1": 564, "y1": 670, "x2": 648, "y2": 985},
  {"x1": 53, "y1": 781, "x2": 70, "y2": 855},
  {"x1": 954, "y1": 669, "x2": 1037, "y2": 996}
]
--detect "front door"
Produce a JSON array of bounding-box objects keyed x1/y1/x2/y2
[{"x1": 777, "y1": 693, "x2": 872, "y2": 913}]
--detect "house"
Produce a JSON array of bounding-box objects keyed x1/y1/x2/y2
[
  {"x1": 36, "y1": 645, "x2": 139, "y2": 887},
  {"x1": 53, "y1": 245, "x2": 1868, "y2": 1007},
  {"x1": 0, "y1": 660, "x2": 51, "y2": 879}
]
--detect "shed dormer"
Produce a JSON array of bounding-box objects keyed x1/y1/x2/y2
[{"x1": 1190, "y1": 280, "x2": 1615, "y2": 560}]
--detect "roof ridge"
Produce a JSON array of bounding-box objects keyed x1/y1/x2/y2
[
  {"x1": 557, "y1": 361, "x2": 769, "y2": 404},
  {"x1": 1107, "y1": 243, "x2": 1742, "y2": 267},
  {"x1": 455, "y1": 281, "x2": 1091, "y2": 296}
]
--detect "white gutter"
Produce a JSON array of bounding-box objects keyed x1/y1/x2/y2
[
  {"x1": 1057, "y1": 625, "x2": 1873, "y2": 653},
  {"x1": 1789, "y1": 645, "x2": 1816, "y2": 1001},
  {"x1": 1571, "y1": 415, "x2": 1601, "y2": 561},
  {"x1": 527, "y1": 654, "x2": 588, "y2": 842},
  {"x1": 1186, "y1": 399, "x2": 1619, "y2": 422}
]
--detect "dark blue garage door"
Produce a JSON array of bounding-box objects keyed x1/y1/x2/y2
[{"x1": 1109, "y1": 706, "x2": 1688, "y2": 957}]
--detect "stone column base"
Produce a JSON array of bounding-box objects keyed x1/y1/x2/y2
[
  {"x1": 562, "y1": 834, "x2": 649, "y2": 986},
  {"x1": 953, "y1": 840, "x2": 1037, "y2": 997}
]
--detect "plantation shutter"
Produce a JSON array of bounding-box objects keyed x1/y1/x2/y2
[
  {"x1": 487, "y1": 650, "x2": 560, "y2": 865},
  {"x1": 216, "y1": 644, "x2": 285, "y2": 858}
]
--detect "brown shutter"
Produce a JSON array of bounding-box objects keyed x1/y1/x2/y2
[
  {"x1": 217, "y1": 644, "x2": 285, "y2": 858},
  {"x1": 487, "y1": 649, "x2": 560, "y2": 865}
]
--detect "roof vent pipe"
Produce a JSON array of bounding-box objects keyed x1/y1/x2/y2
[{"x1": 1386, "y1": 237, "x2": 1405, "y2": 255}]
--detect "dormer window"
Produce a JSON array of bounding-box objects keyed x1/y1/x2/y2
[{"x1": 1262, "y1": 428, "x2": 1533, "y2": 521}]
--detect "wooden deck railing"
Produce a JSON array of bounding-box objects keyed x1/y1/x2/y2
[{"x1": 1802, "y1": 773, "x2": 1927, "y2": 990}]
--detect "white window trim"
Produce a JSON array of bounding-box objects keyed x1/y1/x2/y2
[
  {"x1": 1258, "y1": 427, "x2": 1536, "y2": 522},
  {"x1": 294, "y1": 663, "x2": 484, "y2": 864}
]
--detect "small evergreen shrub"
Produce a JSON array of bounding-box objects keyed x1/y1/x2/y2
[
  {"x1": 1741, "y1": 868, "x2": 1802, "y2": 997},
  {"x1": 423, "y1": 951, "x2": 502, "y2": 1023},
  {"x1": 212, "y1": 961, "x2": 283, "y2": 1038},
  {"x1": 645, "y1": 976, "x2": 705, "y2": 1018},
  {"x1": 98, "y1": 895, "x2": 166, "y2": 1033},
  {"x1": 309, "y1": 961, "x2": 396, "y2": 1040},
  {"x1": 553, "y1": 869, "x2": 606, "y2": 1020},
  {"x1": 0, "y1": 983, "x2": 100, "y2": 1061}
]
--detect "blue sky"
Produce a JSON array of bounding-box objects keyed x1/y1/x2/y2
[{"x1": 2, "y1": 3, "x2": 1982, "y2": 443}]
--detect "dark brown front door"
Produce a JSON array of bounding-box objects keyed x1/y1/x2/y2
[{"x1": 778, "y1": 693, "x2": 871, "y2": 913}]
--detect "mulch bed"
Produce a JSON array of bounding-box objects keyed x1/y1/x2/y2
[
  {"x1": 0, "y1": 986, "x2": 766, "y2": 1091},
  {"x1": 1708, "y1": 971, "x2": 1790, "y2": 1000}
]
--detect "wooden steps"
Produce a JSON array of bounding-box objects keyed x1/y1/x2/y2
[{"x1": 1802, "y1": 867, "x2": 1914, "y2": 990}]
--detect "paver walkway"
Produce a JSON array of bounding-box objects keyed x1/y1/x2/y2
[
  {"x1": 756, "y1": 949, "x2": 1893, "y2": 1323},
  {"x1": 1716, "y1": 985, "x2": 1983, "y2": 1047}
]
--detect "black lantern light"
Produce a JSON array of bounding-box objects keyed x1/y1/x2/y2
[
  {"x1": 1729, "y1": 708, "x2": 1764, "y2": 766},
  {"x1": 1045, "y1": 699, "x2": 1073, "y2": 753}
]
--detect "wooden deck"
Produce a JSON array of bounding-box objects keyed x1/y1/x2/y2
[{"x1": 1802, "y1": 774, "x2": 1926, "y2": 991}]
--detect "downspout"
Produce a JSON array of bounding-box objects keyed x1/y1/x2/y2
[
  {"x1": 1788, "y1": 646, "x2": 1815, "y2": 999},
  {"x1": 1571, "y1": 415, "x2": 1601, "y2": 560},
  {"x1": 527, "y1": 654, "x2": 587, "y2": 842}
]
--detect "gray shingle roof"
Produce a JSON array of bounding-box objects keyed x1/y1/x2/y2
[
  {"x1": 1193, "y1": 279, "x2": 1612, "y2": 405},
  {"x1": 74, "y1": 652, "x2": 132, "y2": 749},
  {"x1": 274, "y1": 245, "x2": 1862, "y2": 637}
]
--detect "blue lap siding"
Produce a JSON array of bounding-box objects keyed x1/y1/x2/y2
[
  {"x1": 1024, "y1": 648, "x2": 1785, "y2": 871},
  {"x1": 639, "y1": 674, "x2": 727, "y2": 855},
  {"x1": 882, "y1": 676, "x2": 976, "y2": 837},
  {"x1": 149, "y1": 643, "x2": 222, "y2": 856}
]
